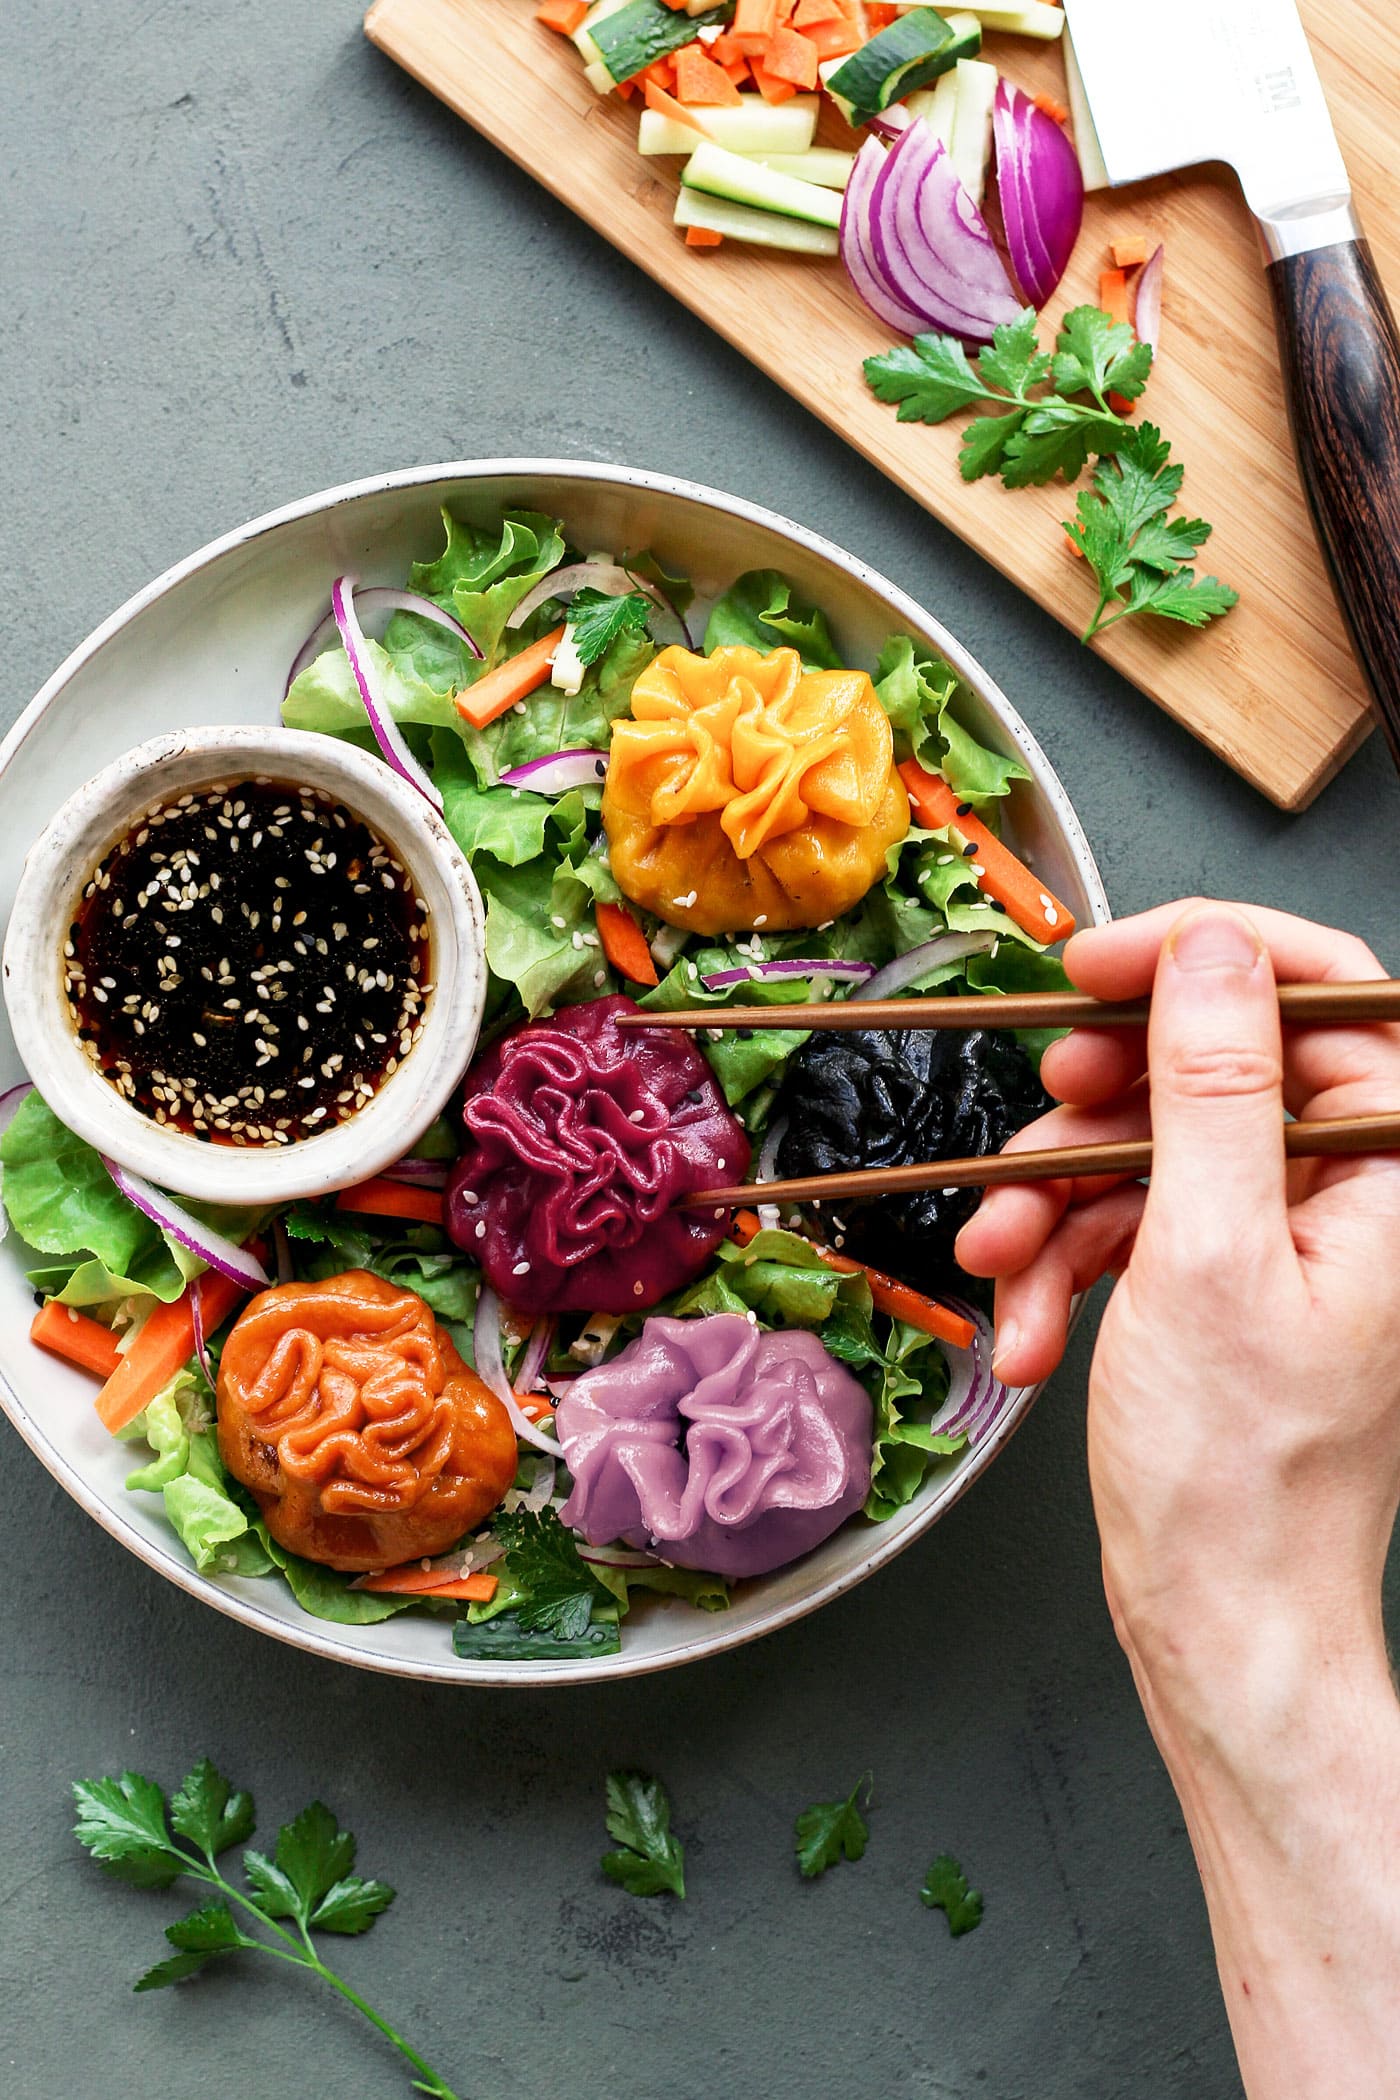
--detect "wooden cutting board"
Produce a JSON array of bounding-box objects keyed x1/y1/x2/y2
[{"x1": 364, "y1": 0, "x2": 1400, "y2": 809}]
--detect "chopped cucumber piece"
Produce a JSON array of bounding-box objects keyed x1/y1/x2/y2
[
  {"x1": 941, "y1": 1, "x2": 1063, "y2": 38},
  {"x1": 906, "y1": 67, "x2": 959, "y2": 148},
  {"x1": 754, "y1": 148, "x2": 856, "y2": 191},
  {"x1": 583, "y1": 58, "x2": 616, "y2": 95},
  {"x1": 817, "y1": 56, "x2": 862, "y2": 130},
  {"x1": 637, "y1": 96, "x2": 818, "y2": 157},
  {"x1": 824, "y1": 7, "x2": 980, "y2": 122},
  {"x1": 680, "y1": 141, "x2": 843, "y2": 229},
  {"x1": 590, "y1": 0, "x2": 733, "y2": 86},
  {"x1": 573, "y1": 0, "x2": 632, "y2": 69},
  {"x1": 675, "y1": 189, "x2": 839, "y2": 255},
  {"x1": 949, "y1": 56, "x2": 997, "y2": 204}
]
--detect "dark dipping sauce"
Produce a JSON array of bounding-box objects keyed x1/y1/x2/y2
[{"x1": 64, "y1": 778, "x2": 430, "y2": 1147}]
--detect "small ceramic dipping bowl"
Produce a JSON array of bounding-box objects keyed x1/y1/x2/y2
[{"x1": 1, "y1": 725, "x2": 486, "y2": 1206}]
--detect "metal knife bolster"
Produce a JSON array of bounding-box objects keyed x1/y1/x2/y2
[{"x1": 1258, "y1": 196, "x2": 1362, "y2": 263}]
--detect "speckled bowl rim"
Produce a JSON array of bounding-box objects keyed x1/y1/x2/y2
[
  {"x1": 0, "y1": 458, "x2": 1109, "y2": 1687},
  {"x1": 2, "y1": 725, "x2": 487, "y2": 1205}
]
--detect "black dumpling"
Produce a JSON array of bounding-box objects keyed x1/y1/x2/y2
[{"x1": 773, "y1": 1026, "x2": 1052, "y2": 1291}]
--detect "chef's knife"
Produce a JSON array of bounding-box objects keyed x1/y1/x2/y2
[{"x1": 1063, "y1": 0, "x2": 1400, "y2": 775}]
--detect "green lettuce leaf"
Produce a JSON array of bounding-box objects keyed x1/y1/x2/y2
[
  {"x1": 873, "y1": 635, "x2": 1028, "y2": 807},
  {"x1": 586, "y1": 1560, "x2": 729, "y2": 1615},
  {"x1": 703, "y1": 570, "x2": 843, "y2": 668},
  {"x1": 671, "y1": 1225, "x2": 871, "y2": 1329},
  {"x1": 254, "y1": 1528, "x2": 419, "y2": 1624},
  {"x1": 283, "y1": 1203, "x2": 480, "y2": 1324},
  {"x1": 640, "y1": 952, "x2": 819, "y2": 1106},
  {"x1": 282, "y1": 638, "x2": 459, "y2": 740},
  {"x1": 406, "y1": 508, "x2": 567, "y2": 667},
  {"x1": 123, "y1": 1370, "x2": 274, "y2": 1577}
]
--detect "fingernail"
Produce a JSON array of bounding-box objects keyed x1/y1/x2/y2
[
  {"x1": 1166, "y1": 907, "x2": 1262, "y2": 975},
  {"x1": 990, "y1": 1318, "x2": 1020, "y2": 1378}
]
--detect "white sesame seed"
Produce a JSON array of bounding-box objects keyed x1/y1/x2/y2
[{"x1": 512, "y1": 1260, "x2": 531, "y2": 1276}]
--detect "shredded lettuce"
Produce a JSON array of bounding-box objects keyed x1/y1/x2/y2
[
  {"x1": 122, "y1": 1370, "x2": 274, "y2": 1577},
  {"x1": 703, "y1": 570, "x2": 843, "y2": 668},
  {"x1": 404, "y1": 508, "x2": 567, "y2": 668},
  {"x1": 282, "y1": 1203, "x2": 480, "y2": 1325},
  {"x1": 873, "y1": 634, "x2": 1029, "y2": 807}
]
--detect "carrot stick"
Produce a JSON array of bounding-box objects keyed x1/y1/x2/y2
[
  {"x1": 31, "y1": 1300, "x2": 122, "y2": 1379},
  {"x1": 685, "y1": 226, "x2": 725, "y2": 247},
  {"x1": 356, "y1": 1567, "x2": 499, "y2": 1601},
  {"x1": 730, "y1": 1211, "x2": 977, "y2": 1349},
  {"x1": 535, "y1": 0, "x2": 588, "y2": 31},
  {"x1": 1098, "y1": 266, "x2": 1131, "y2": 328},
  {"x1": 1110, "y1": 235, "x2": 1150, "y2": 269},
  {"x1": 95, "y1": 1268, "x2": 251, "y2": 1434},
  {"x1": 455, "y1": 627, "x2": 566, "y2": 731},
  {"x1": 335, "y1": 1178, "x2": 445, "y2": 1228},
  {"x1": 595, "y1": 901, "x2": 660, "y2": 985},
  {"x1": 897, "y1": 761, "x2": 1077, "y2": 943},
  {"x1": 1031, "y1": 90, "x2": 1069, "y2": 123}
]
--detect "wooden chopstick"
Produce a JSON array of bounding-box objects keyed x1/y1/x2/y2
[
  {"x1": 625, "y1": 980, "x2": 1400, "y2": 1034},
  {"x1": 679, "y1": 1112, "x2": 1400, "y2": 1210}
]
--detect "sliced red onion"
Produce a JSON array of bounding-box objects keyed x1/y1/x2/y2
[
  {"x1": 578, "y1": 1543, "x2": 665, "y2": 1570},
  {"x1": 857, "y1": 929, "x2": 998, "y2": 1004},
  {"x1": 841, "y1": 136, "x2": 939, "y2": 337},
  {"x1": 929, "y1": 1297, "x2": 1012, "y2": 1447},
  {"x1": 284, "y1": 586, "x2": 480, "y2": 696},
  {"x1": 506, "y1": 559, "x2": 690, "y2": 645},
  {"x1": 190, "y1": 1275, "x2": 214, "y2": 1388},
  {"x1": 273, "y1": 1217, "x2": 293, "y2": 1286},
  {"x1": 473, "y1": 1282, "x2": 564, "y2": 1458},
  {"x1": 0, "y1": 1079, "x2": 34, "y2": 1138},
  {"x1": 755, "y1": 1114, "x2": 789, "y2": 1234},
  {"x1": 99, "y1": 1155, "x2": 270, "y2": 1290},
  {"x1": 992, "y1": 82, "x2": 1084, "y2": 310},
  {"x1": 700, "y1": 958, "x2": 876, "y2": 992},
  {"x1": 866, "y1": 105, "x2": 913, "y2": 145},
  {"x1": 1134, "y1": 241, "x2": 1164, "y2": 357},
  {"x1": 498, "y1": 749, "x2": 609, "y2": 795},
  {"x1": 865, "y1": 121, "x2": 1022, "y2": 342},
  {"x1": 330, "y1": 575, "x2": 443, "y2": 813},
  {"x1": 515, "y1": 1316, "x2": 556, "y2": 1398},
  {"x1": 520, "y1": 1454, "x2": 558, "y2": 1513},
  {"x1": 382, "y1": 1157, "x2": 450, "y2": 1189}
]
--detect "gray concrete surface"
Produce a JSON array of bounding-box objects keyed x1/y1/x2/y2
[{"x1": 3, "y1": 6, "x2": 1397, "y2": 2097}]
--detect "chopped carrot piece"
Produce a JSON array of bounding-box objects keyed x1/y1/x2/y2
[
  {"x1": 750, "y1": 59, "x2": 800, "y2": 102},
  {"x1": 455, "y1": 626, "x2": 566, "y2": 730},
  {"x1": 1032, "y1": 90, "x2": 1069, "y2": 123},
  {"x1": 897, "y1": 762, "x2": 1077, "y2": 943},
  {"x1": 766, "y1": 23, "x2": 820, "y2": 87},
  {"x1": 1064, "y1": 530, "x2": 1085, "y2": 559},
  {"x1": 96, "y1": 1268, "x2": 252, "y2": 1434},
  {"x1": 335, "y1": 1178, "x2": 445, "y2": 1228},
  {"x1": 720, "y1": 53, "x2": 751, "y2": 85},
  {"x1": 643, "y1": 55, "x2": 677, "y2": 91},
  {"x1": 733, "y1": 0, "x2": 779, "y2": 34},
  {"x1": 793, "y1": 0, "x2": 843, "y2": 19},
  {"x1": 1106, "y1": 390, "x2": 1137, "y2": 416},
  {"x1": 710, "y1": 30, "x2": 747, "y2": 61},
  {"x1": 685, "y1": 226, "x2": 725, "y2": 247},
  {"x1": 730, "y1": 1212, "x2": 977, "y2": 1350},
  {"x1": 356, "y1": 1567, "x2": 500, "y2": 1600},
  {"x1": 31, "y1": 1300, "x2": 122, "y2": 1379},
  {"x1": 797, "y1": 16, "x2": 862, "y2": 59},
  {"x1": 535, "y1": 0, "x2": 588, "y2": 31},
  {"x1": 644, "y1": 76, "x2": 714, "y2": 129},
  {"x1": 1111, "y1": 235, "x2": 1150, "y2": 268},
  {"x1": 1098, "y1": 266, "x2": 1132, "y2": 328},
  {"x1": 674, "y1": 42, "x2": 745, "y2": 103},
  {"x1": 866, "y1": 2, "x2": 899, "y2": 24},
  {"x1": 614, "y1": 77, "x2": 637, "y2": 98},
  {"x1": 595, "y1": 901, "x2": 660, "y2": 983}
]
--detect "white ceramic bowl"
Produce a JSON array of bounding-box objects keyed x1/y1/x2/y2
[
  {"x1": 2, "y1": 726, "x2": 486, "y2": 1206},
  {"x1": 0, "y1": 460, "x2": 1108, "y2": 1685}
]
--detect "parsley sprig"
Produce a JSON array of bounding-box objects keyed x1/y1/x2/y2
[
  {"x1": 567, "y1": 586, "x2": 653, "y2": 667},
  {"x1": 494, "y1": 1503, "x2": 614, "y2": 1641},
  {"x1": 73, "y1": 1758, "x2": 459, "y2": 2099},
  {"x1": 920, "y1": 1853, "x2": 983, "y2": 1938},
  {"x1": 601, "y1": 1772, "x2": 687, "y2": 1898},
  {"x1": 794, "y1": 1775, "x2": 872, "y2": 1879},
  {"x1": 864, "y1": 307, "x2": 1237, "y2": 642}
]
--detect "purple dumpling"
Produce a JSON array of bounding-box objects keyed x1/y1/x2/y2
[
  {"x1": 445, "y1": 996, "x2": 749, "y2": 1316},
  {"x1": 555, "y1": 1313, "x2": 873, "y2": 1580}
]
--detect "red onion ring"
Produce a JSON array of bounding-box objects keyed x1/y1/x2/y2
[
  {"x1": 868, "y1": 121, "x2": 1021, "y2": 341},
  {"x1": 498, "y1": 749, "x2": 610, "y2": 795},
  {"x1": 515, "y1": 1316, "x2": 556, "y2": 1399},
  {"x1": 506, "y1": 559, "x2": 691, "y2": 646},
  {"x1": 473, "y1": 1283, "x2": 564, "y2": 1458},
  {"x1": 841, "y1": 136, "x2": 938, "y2": 337},
  {"x1": 382, "y1": 1158, "x2": 451, "y2": 1189},
  {"x1": 0, "y1": 1079, "x2": 34, "y2": 1139},
  {"x1": 190, "y1": 1275, "x2": 214, "y2": 1388},
  {"x1": 856, "y1": 929, "x2": 997, "y2": 1003},
  {"x1": 1133, "y1": 242, "x2": 1165, "y2": 357},
  {"x1": 99, "y1": 1155, "x2": 269, "y2": 1290},
  {"x1": 992, "y1": 83, "x2": 1084, "y2": 310},
  {"x1": 699, "y1": 958, "x2": 875, "y2": 991},
  {"x1": 330, "y1": 575, "x2": 444, "y2": 812},
  {"x1": 285, "y1": 586, "x2": 480, "y2": 697}
]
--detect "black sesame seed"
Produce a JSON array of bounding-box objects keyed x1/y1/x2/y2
[{"x1": 962, "y1": 841, "x2": 979, "y2": 858}]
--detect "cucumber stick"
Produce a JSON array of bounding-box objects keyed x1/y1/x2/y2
[
  {"x1": 824, "y1": 8, "x2": 980, "y2": 121},
  {"x1": 589, "y1": 0, "x2": 733, "y2": 85},
  {"x1": 940, "y1": 1, "x2": 1063, "y2": 37},
  {"x1": 754, "y1": 149, "x2": 856, "y2": 191},
  {"x1": 680, "y1": 142, "x2": 843, "y2": 230},
  {"x1": 674, "y1": 190, "x2": 839, "y2": 256},
  {"x1": 573, "y1": 0, "x2": 631, "y2": 69},
  {"x1": 637, "y1": 98, "x2": 818, "y2": 157},
  {"x1": 949, "y1": 56, "x2": 997, "y2": 203},
  {"x1": 905, "y1": 67, "x2": 959, "y2": 148}
]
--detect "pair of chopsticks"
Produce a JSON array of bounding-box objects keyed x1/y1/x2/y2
[{"x1": 612, "y1": 982, "x2": 1400, "y2": 1208}]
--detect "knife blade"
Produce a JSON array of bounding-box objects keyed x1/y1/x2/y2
[{"x1": 1063, "y1": 0, "x2": 1400, "y2": 781}]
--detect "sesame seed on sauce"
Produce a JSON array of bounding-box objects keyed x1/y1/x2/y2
[{"x1": 63, "y1": 780, "x2": 429, "y2": 1148}]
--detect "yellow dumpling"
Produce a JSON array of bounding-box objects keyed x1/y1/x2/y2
[{"x1": 602, "y1": 644, "x2": 909, "y2": 936}]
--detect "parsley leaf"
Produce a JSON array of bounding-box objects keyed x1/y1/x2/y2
[
  {"x1": 601, "y1": 1771, "x2": 687, "y2": 1899},
  {"x1": 493, "y1": 1505, "x2": 613, "y2": 1641},
  {"x1": 920, "y1": 1854, "x2": 983, "y2": 1938},
  {"x1": 865, "y1": 334, "x2": 987, "y2": 423},
  {"x1": 1049, "y1": 304, "x2": 1153, "y2": 408},
  {"x1": 567, "y1": 588, "x2": 652, "y2": 668},
  {"x1": 794, "y1": 1775, "x2": 872, "y2": 1878},
  {"x1": 1065, "y1": 424, "x2": 1240, "y2": 641},
  {"x1": 73, "y1": 1761, "x2": 456, "y2": 2096}
]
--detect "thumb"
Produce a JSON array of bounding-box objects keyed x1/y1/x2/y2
[{"x1": 1143, "y1": 903, "x2": 1287, "y2": 1257}]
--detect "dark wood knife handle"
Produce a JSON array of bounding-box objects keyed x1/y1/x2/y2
[{"x1": 1267, "y1": 238, "x2": 1400, "y2": 774}]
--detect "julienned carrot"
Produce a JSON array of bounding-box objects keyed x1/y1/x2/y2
[
  {"x1": 685, "y1": 225, "x2": 725, "y2": 247},
  {"x1": 730, "y1": 1211, "x2": 977, "y2": 1350},
  {"x1": 455, "y1": 627, "x2": 566, "y2": 731},
  {"x1": 1111, "y1": 235, "x2": 1150, "y2": 268},
  {"x1": 535, "y1": 0, "x2": 587, "y2": 32},
  {"x1": 766, "y1": 23, "x2": 820, "y2": 88},
  {"x1": 1098, "y1": 266, "x2": 1131, "y2": 328},
  {"x1": 595, "y1": 901, "x2": 660, "y2": 984},
  {"x1": 31, "y1": 1300, "x2": 122, "y2": 1379},
  {"x1": 674, "y1": 42, "x2": 744, "y2": 104},
  {"x1": 356, "y1": 1567, "x2": 499, "y2": 1601},
  {"x1": 897, "y1": 761, "x2": 1077, "y2": 943},
  {"x1": 336, "y1": 1178, "x2": 445, "y2": 1228},
  {"x1": 95, "y1": 1268, "x2": 251, "y2": 1434}
]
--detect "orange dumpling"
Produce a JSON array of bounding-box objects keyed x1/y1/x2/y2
[{"x1": 602, "y1": 644, "x2": 909, "y2": 935}]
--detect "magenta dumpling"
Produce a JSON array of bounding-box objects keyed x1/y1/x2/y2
[
  {"x1": 555, "y1": 1313, "x2": 874, "y2": 1580},
  {"x1": 444, "y1": 996, "x2": 750, "y2": 1316}
]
